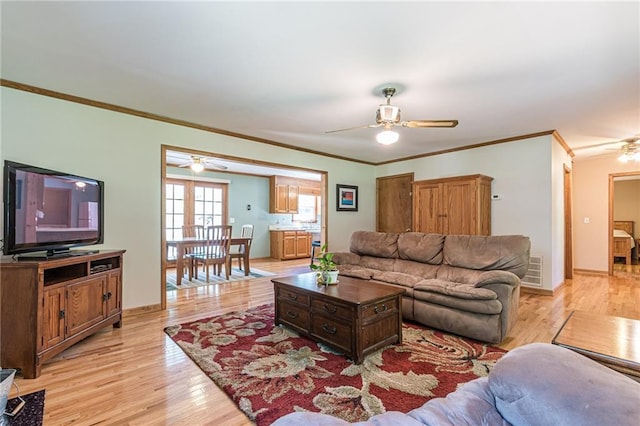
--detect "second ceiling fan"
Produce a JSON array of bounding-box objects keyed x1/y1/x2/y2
[{"x1": 326, "y1": 87, "x2": 458, "y2": 145}]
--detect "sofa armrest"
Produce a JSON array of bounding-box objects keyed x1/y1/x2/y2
[
  {"x1": 333, "y1": 251, "x2": 361, "y2": 265},
  {"x1": 473, "y1": 270, "x2": 520, "y2": 288}
]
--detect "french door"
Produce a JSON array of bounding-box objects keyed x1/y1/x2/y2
[{"x1": 165, "y1": 178, "x2": 228, "y2": 260}]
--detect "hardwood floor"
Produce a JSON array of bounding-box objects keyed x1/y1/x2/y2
[{"x1": 9, "y1": 258, "x2": 640, "y2": 425}]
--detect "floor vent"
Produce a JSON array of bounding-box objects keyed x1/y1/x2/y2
[{"x1": 522, "y1": 256, "x2": 542, "y2": 287}]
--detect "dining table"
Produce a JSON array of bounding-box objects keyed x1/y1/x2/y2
[{"x1": 167, "y1": 236, "x2": 252, "y2": 285}]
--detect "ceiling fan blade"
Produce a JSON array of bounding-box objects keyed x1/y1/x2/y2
[
  {"x1": 325, "y1": 123, "x2": 382, "y2": 134},
  {"x1": 178, "y1": 163, "x2": 191, "y2": 168},
  {"x1": 205, "y1": 161, "x2": 228, "y2": 170},
  {"x1": 401, "y1": 120, "x2": 459, "y2": 128}
]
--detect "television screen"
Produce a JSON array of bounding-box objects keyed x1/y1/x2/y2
[{"x1": 3, "y1": 161, "x2": 104, "y2": 257}]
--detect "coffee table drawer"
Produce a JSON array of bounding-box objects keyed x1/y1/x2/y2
[
  {"x1": 361, "y1": 297, "x2": 399, "y2": 321},
  {"x1": 311, "y1": 298, "x2": 354, "y2": 321},
  {"x1": 310, "y1": 314, "x2": 353, "y2": 352},
  {"x1": 276, "y1": 286, "x2": 310, "y2": 307},
  {"x1": 277, "y1": 301, "x2": 310, "y2": 331}
]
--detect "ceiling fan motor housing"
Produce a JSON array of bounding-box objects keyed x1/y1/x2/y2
[{"x1": 377, "y1": 105, "x2": 401, "y2": 123}]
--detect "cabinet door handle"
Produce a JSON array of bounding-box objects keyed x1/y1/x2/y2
[
  {"x1": 287, "y1": 293, "x2": 298, "y2": 301},
  {"x1": 286, "y1": 311, "x2": 298, "y2": 319},
  {"x1": 323, "y1": 303, "x2": 337, "y2": 314},
  {"x1": 322, "y1": 323, "x2": 337, "y2": 335},
  {"x1": 102, "y1": 294, "x2": 109, "y2": 301},
  {"x1": 59, "y1": 310, "x2": 65, "y2": 319},
  {"x1": 374, "y1": 304, "x2": 388, "y2": 314}
]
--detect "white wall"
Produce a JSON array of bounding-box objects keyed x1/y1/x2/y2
[
  {"x1": 0, "y1": 87, "x2": 376, "y2": 309},
  {"x1": 551, "y1": 135, "x2": 573, "y2": 288},
  {"x1": 376, "y1": 134, "x2": 567, "y2": 291}
]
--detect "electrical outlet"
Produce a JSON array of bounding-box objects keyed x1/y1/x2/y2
[{"x1": 491, "y1": 194, "x2": 502, "y2": 200}]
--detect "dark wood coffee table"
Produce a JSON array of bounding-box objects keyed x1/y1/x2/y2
[
  {"x1": 272, "y1": 273, "x2": 404, "y2": 363},
  {"x1": 552, "y1": 310, "x2": 640, "y2": 381}
]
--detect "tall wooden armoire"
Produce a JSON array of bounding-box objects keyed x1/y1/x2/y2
[{"x1": 412, "y1": 174, "x2": 493, "y2": 235}]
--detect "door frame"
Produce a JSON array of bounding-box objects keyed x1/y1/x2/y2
[
  {"x1": 160, "y1": 144, "x2": 328, "y2": 309},
  {"x1": 563, "y1": 165, "x2": 573, "y2": 279}
]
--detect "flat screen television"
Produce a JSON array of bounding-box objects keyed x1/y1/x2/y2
[{"x1": 3, "y1": 160, "x2": 104, "y2": 259}]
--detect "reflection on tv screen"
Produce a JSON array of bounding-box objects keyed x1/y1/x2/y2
[{"x1": 14, "y1": 170, "x2": 101, "y2": 245}]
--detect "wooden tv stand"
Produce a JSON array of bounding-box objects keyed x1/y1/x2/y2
[{"x1": 0, "y1": 250, "x2": 125, "y2": 378}]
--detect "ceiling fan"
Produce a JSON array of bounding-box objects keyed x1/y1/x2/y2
[
  {"x1": 178, "y1": 155, "x2": 228, "y2": 173},
  {"x1": 325, "y1": 87, "x2": 458, "y2": 145},
  {"x1": 583, "y1": 135, "x2": 640, "y2": 162},
  {"x1": 615, "y1": 137, "x2": 640, "y2": 162}
]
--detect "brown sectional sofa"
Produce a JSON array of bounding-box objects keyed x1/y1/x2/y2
[{"x1": 332, "y1": 231, "x2": 531, "y2": 343}]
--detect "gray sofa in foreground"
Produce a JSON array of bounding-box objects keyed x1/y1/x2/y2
[
  {"x1": 332, "y1": 231, "x2": 531, "y2": 343},
  {"x1": 272, "y1": 343, "x2": 640, "y2": 426}
]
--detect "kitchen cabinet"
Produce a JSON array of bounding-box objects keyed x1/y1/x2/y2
[
  {"x1": 412, "y1": 174, "x2": 492, "y2": 235},
  {"x1": 269, "y1": 176, "x2": 299, "y2": 213},
  {"x1": 270, "y1": 231, "x2": 312, "y2": 260}
]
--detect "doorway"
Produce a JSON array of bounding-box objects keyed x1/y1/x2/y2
[
  {"x1": 160, "y1": 145, "x2": 328, "y2": 309},
  {"x1": 376, "y1": 173, "x2": 414, "y2": 232},
  {"x1": 608, "y1": 171, "x2": 640, "y2": 275}
]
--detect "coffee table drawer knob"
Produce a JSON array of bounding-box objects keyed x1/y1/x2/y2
[
  {"x1": 323, "y1": 303, "x2": 337, "y2": 313},
  {"x1": 287, "y1": 311, "x2": 299, "y2": 319},
  {"x1": 322, "y1": 323, "x2": 337, "y2": 335},
  {"x1": 287, "y1": 293, "x2": 298, "y2": 301},
  {"x1": 374, "y1": 304, "x2": 388, "y2": 314}
]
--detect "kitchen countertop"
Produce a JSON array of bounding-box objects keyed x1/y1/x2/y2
[{"x1": 269, "y1": 225, "x2": 321, "y2": 232}]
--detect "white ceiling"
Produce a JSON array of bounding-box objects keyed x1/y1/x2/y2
[{"x1": 1, "y1": 1, "x2": 639, "y2": 164}]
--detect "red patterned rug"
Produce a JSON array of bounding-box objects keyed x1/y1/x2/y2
[{"x1": 164, "y1": 304, "x2": 506, "y2": 425}]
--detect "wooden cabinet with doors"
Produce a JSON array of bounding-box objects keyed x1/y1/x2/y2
[
  {"x1": 270, "y1": 231, "x2": 312, "y2": 260},
  {"x1": 413, "y1": 174, "x2": 492, "y2": 235},
  {"x1": 0, "y1": 250, "x2": 125, "y2": 378},
  {"x1": 269, "y1": 176, "x2": 299, "y2": 213}
]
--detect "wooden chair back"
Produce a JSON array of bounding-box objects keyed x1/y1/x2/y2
[{"x1": 203, "y1": 225, "x2": 232, "y2": 258}]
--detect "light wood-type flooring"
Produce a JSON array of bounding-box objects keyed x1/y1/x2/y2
[{"x1": 9, "y1": 258, "x2": 640, "y2": 425}]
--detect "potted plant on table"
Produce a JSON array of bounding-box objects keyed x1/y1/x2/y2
[{"x1": 310, "y1": 243, "x2": 339, "y2": 285}]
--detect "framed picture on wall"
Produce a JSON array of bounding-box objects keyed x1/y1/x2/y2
[{"x1": 336, "y1": 184, "x2": 358, "y2": 211}]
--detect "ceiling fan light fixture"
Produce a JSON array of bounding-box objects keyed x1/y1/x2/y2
[
  {"x1": 377, "y1": 130, "x2": 399, "y2": 145},
  {"x1": 190, "y1": 161, "x2": 205, "y2": 173},
  {"x1": 377, "y1": 105, "x2": 400, "y2": 122},
  {"x1": 619, "y1": 152, "x2": 640, "y2": 162}
]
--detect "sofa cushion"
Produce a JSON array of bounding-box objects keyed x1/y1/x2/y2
[
  {"x1": 413, "y1": 291, "x2": 503, "y2": 315},
  {"x1": 361, "y1": 256, "x2": 397, "y2": 271},
  {"x1": 333, "y1": 251, "x2": 362, "y2": 266},
  {"x1": 397, "y1": 232, "x2": 444, "y2": 265},
  {"x1": 408, "y1": 377, "x2": 510, "y2": 426},
  {"x1": 436, "y1": 265, "x2": 484, "y2": 285},
  {"x1": 371, "y1": 270, "x2": 422, "y2": 288},
  {"x1": 443, "y1": 235, "x2": 531, "y2": 278},
  {"x1": 271, "y1": 410, "x2": 425, "y2": 426},
  {"x1": 393, "y1": 259, "x2": 439, "y2": 279},
  {"x1": 350, "y1": 231, "x2": 399, "y2": 258},
  {"x1": 415, "y1": 279, "x2": 498, "y2": 300},
  {"x1": 490, "y1": 343, "x2": 640, "y2": 426},
  {"x1": 337, "y1": 264, "x2": 375, "y2": 280}
]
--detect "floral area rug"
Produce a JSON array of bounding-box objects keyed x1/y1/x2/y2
[{"x1": 164, "y1": 304, "x2": 506, "y2": 425}]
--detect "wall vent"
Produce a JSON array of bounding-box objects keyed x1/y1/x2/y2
[{"x1": 522, "y1": 256, "x2": 542, "y2": 287}]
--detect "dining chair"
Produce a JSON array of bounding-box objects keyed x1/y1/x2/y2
[
  {"x1": 188, "y1": 225, "x2": 232, "y2": 282},
  {"x1": 228, "y1": 224, "x2": 254, "y2": 272},
  {"x1": 181, "y1": 224, "x2": 205, "y2": 279}
]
